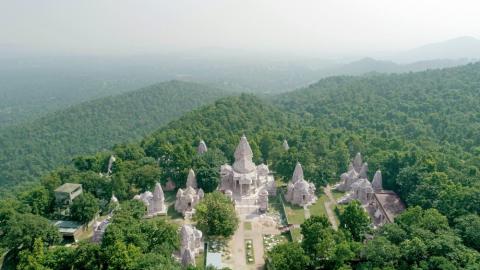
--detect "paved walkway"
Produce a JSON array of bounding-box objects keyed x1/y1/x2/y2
[{"x1": 323, "y1": 185, "x2": 338, "y2": 230}]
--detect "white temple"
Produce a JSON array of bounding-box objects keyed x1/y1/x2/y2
[
  {"x1": 336, "y1": 153, "x2": 405, "y2": 227},
  {"x1": 286, "y1": 162, "x2": 317, "y2": 207},
  {"x1": 219, "y1": 135, "x2": 276, "y2": 201},
  {"x1": 133, "y1": 182, "x2": 167, "y2": 217},
  {"x1": 175, "y1": 169, "x2": 204, "y2": 217},
  {"x1": 197, "y1": 140, "x2": 208, "y2": 154},
  {"x1": 180, "y1": 224, "x2": 204, "y2": 267},
  {"x1": 282, "y1": 139, "x2": 290, "y2": 151}
]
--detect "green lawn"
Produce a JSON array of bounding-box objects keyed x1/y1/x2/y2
[
  {"x1": 283, "y1": 201, "x2": 305, "y2": 224},
  {"x1": 290, "y1": 228, "x2": 303, "y2": 242},
  {"x1": 244, "y1": 221, "x2": 252, "y2": 231},
  {"x1": 332, "y1": 190, "x2": 345, "y2": 200},
  {"x1": 308, "y1": 194, "x2": 328, "y2": 217},
  {"x1": 195, "y1": 250, "x2": 205, "y2": 269}
]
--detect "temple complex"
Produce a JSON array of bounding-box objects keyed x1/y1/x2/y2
[
  {"x1": 133, "y1": 182, "x2": 167, "y2": 217},
  {"x1": 336, "y1": 153, "x2": 405, "y2": 227},
  {"x1": 180, "y1": 224, "x2": 204, "y2": 267},
  {"x1": 175, "y1": 169, "x2": 204, "y2": 217},
  {"x1": 285, "y1": 162, "x2": 317, "y2": 207}
]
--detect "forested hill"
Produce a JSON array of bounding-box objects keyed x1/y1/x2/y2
[
  {"x1": 0, "y1": 81, "x2": 229, "y2": 188},
  {"x1": 275, "y1": 62, "x2": 480, "y2": 151}
]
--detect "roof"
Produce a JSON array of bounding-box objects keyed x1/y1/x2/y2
[
  {"x1": 52, "y1": 220, "x2": 83, "y2": 235},
  {"x1": 54, "y1": 183, "x2": 82, "y2": 193},
  {"x1": 373, "y1": 191, "x2": 405, "y2": 222}
]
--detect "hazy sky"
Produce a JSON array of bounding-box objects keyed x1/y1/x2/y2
[{"x1": 1, "y1": 0, "x2": 479, "y2": 56}]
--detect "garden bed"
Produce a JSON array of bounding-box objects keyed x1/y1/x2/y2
[{"x1": 245, "y1": 239, "x2": 254, "y2": 264}]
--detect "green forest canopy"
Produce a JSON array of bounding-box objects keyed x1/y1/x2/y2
[
  {"x1": 0, "y1": 81, "x2": 230, "y2": 188},
  {"x1": 1, "y1": 62, "x2": 480, "y2": 269}
]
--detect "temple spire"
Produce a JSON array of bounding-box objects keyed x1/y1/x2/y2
[
  {"x1": 292, "y1": 162, "x2": 304, "y2": 183},
  {"x1": 233, "y1": 135, "x2": 255, "y2": 173},
  {"x1": 153, "y1": 182, "x2": 164, "y2": 200},
  {"x1": 186, "y1": 169, "x2": 197, "y2": 189},
  {"x1": 353, "y1": 152, "x2": 363, "y2": 173},
  {"x1": 282, "y1": 139, "x2": 290, "y2": 151},
  {"x1": 197, "y1": 140, "x2": 208, "y2": 154},
  {"x1": 372, "y1": 170, "x2": 383, "y2": 191}
]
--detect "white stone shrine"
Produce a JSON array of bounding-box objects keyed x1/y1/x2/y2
[
  {"x1": 197, "y1": 140, "x2": 208, "y2": 154},
  {"x1": 336, "y1": 153, "x2": 405, "y2": 227},
  {"x1": 219, "y1": 135, "x2": 276, "y2": 199},
  {"x1": 285, "y1": 162, "x2": 317, "y2": 207},
  {"x1": 175, "y1": 169, "x2": 204, "y2": 217},
  {"x1": 180, "y1": 224, "x2": 204, "y2": 267},
  {"x1": 133, "y1": 182, "x2": 167, "y2": 217}
]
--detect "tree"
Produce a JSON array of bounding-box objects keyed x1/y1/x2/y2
[
  {"x1": 194, "y1": 192, "x2": 239, "y2": 237},
  {"x1": 131, "y1": 165, "x2": 162, "y2": 192},
  {"x1": 267, "y1": 242, "x2": 310, "y2": 270},
  {"x1": 72, "y1": 242, "x2": 103, "y2": 270},
  {"x1": 70, "y1": 192, "x2": 99, "y2": 224},
  {"x1": 455, "y1": 214, "x2": 480, "y2": 251},
  {"x1": 362, "y1": 236, "x2": 400, "y2": 268},
  {"x1": 196, "y1": 166, "x2": 219, "y2": 193},
  {"x1": 1, "y1": 213, "x2": 61, "y2": 252},
  {"x1": 16, "y1": 238, "x2": 49, "y2": 270},
  {"x1": 19, "y1": 186, "x2": 52, "y2": 215},
  {"x1": 301, "y1": 216, "x2": 359, "y2": 269},
  {"x1": 104, "y1": 241, "x2": 142, "y2": 270},
  {"x1": 339, "y1": 201, "x2": 370, "y2": 241}
]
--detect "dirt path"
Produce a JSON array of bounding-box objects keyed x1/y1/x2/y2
[{"x1": 323, "y1": 185, "x2": 338, "y2": 230}]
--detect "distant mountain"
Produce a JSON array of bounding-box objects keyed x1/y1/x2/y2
[
  {"x1": 0, "y1": 81, "x2": 229, "y2": 187},
  {"x1": 317, "y1": 57, "x2": 473, "y2": 77},
  {"x1": 390, "y1": 36, "x2": 480, "y2": 63}
]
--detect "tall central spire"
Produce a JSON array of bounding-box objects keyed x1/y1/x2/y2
[{"x1": 233, "y1": 135, "x2": 256, "y2": 173}]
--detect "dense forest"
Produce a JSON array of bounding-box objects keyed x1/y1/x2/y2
[
  {"x1": 0, "y1": 81, "x2": 230, "y2": 189},
  {"x1": 1, "y1": 62, "x2": 480, "y2": 269}
]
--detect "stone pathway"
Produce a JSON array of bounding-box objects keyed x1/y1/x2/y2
[
  {"x1": 323, "y1": 185, "x2": 338, "y2": 230},
  {"x1": 223, "y1": 195, "x2": 284, "y2": 270}
]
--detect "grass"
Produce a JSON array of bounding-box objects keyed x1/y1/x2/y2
[
  {"x1": 290, "y1": 228, "x2": 303, "y2": 242},
  {"x1": 283, "y1": 201, "x2": 305, "y2": 224},
  {"x1": 332, "y1": 190, "x2": 346, "y2": 200},
  {"x1": 244, "y1": 221, "x2": 252, "y2": 231},
  {"x1": 308, "y1": 194, "x2": 328, "y2": 217},
  {"x1": 195, "y1": 250, "x2": 205, "y2": 269}
]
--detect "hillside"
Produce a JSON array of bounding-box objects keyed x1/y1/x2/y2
[
  {"x1": 2, "y1": 65, "x2": 480, "y2": 268},
  {"x1": 275, "y1": 62, "x2": 480, "y2": 150},
  {"x1": 275, "y1": 63, "x2": 480, "y2": 221},
  {"x1": 0, "y1": 81, "x2": 229, "y2": 187}
]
